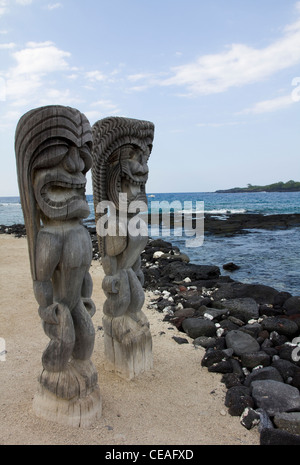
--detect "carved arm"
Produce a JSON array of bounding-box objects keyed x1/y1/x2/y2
[{"x1": 33, "y1": 230, "x2": 62, "y2": 324}]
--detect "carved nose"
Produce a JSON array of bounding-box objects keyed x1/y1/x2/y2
[
  {"x1": 133, "y1": 161, "x2": 149, "y2": 176},
  {"x1": 63, "y1": 147, "x2": 85, "y2": 173}
]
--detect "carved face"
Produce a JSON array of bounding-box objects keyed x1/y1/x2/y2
[
  {"x1": 33, "y1": 138, "x2": 92, "y2": 220},
  {"x1": 107, "y1": 144, "x2": 150, "y2": 208},
  {"x1": 120, "y1": 144, "x2": 149, "y2": 201}
]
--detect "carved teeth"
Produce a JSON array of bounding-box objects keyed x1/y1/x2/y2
[
  {"x1": 40, "y1": 181, "x2": 86, "y2": 208},
  {"x1": 53, "y1": 182, "x2": 86, "y2": 189},
  {"x1": 123, "y1": 174, "x2": 145, "y2": 186},
  {"x1": 44, "y1": 194, "x2": 84, "y2": 208}
]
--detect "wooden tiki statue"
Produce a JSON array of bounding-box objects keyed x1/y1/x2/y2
[
  {"x1": 92, "y1": 117, "x2": 154, "y2": 380},
  {"x1": 15, "y1": 105, "x2": 102, "y2": 427}
]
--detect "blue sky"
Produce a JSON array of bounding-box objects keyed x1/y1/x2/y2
[{"x1": 0, "y1": 0, "x2": 300, "y2": 195}]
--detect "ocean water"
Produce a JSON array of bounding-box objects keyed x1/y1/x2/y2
[{"x1": 1, "y1": 191, "x2": 300, "y2": 296}]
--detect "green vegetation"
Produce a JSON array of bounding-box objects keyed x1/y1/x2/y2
[{"x1": 216, "y1": 180, "x2": 300, "y2": 193}]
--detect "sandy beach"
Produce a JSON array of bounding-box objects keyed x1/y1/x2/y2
[{"x1": 0, "y1": 235, "x2": 260, "y2": 445}]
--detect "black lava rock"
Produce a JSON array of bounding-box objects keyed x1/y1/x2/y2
[
  {"x1": 261, "y1": 316, "x2": 299, "y2": 337},
  {"x1": 283, "y1": 296, "x2": 300, "y2": 315},
  {"x1": 223, "y1": 262, "x2": 240, "y2": 271},
  {"x1": 225, "y1": 385, "x2": 254, "y2": 416},
  {"x1": 201, "y1": 349, "x2": 228, "y2": 368},
  {"x1": 240, "y1": 351, "x2": 271, "y2": 369},
  {"x1": 182, "y1": 318, "x2": 216, "y2": 339},
  {"x1": 251, "y1": 380, "x2": 300, "y2": 416},
  {"x1": 243, "y1": 366, "x2": 284, "y2": 387},
  {"x1": 172, "y1": 336, "x2": 189, "y2": 345},
  {"x1": 240, "y1": 407, "x2": 261, "y2": 430},
  {"x1": 260, "y1": 428, "x2": 300, "y2": 445}
]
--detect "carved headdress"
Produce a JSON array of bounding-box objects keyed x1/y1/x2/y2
[
  {"x1": 15, "y1": 105, "x2": 92, "y2": 280},
  {"x1": 91, "y1": 116, "x2": 155, "y2": 255}
]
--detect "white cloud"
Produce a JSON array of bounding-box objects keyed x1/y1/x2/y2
[
  {"x1": 127, "y1": 72, "x2": 166, "y2": 92},
  {"x1": 89, "y1": 99, "x2": 120, "y2": 114},
  {"x1": 90, "y1": 99, "x2": 117, "y2": 108},
  {"x1": 0, "y1": 109, "x2": 23, "y2": 131},
  {"x1": 0, "y1": 42, "x2": 15, "y2": 49},
  {"x1": 0, "y1": 0, "x2": 33, "y2": 17},
  {"x1": 3, "y1": 41, "x2": 71, "y2": 106},
  {"x1": 83, "y1": 110, "x2": 103, "y2": 123},
  {"x1": 6, "y1": 74, "x2": 42, "y2": 102},
  {"x1": 158, "y1": 7, "x2": 300, "y2": 96},
  {"x1": 85, "y1": 99, "x2": 121, "y2": 123},
  {"x1": 12, "y1": 41, "x2": 70, "y2": 76},
  {"x1": 127, "y1": 85, "x2": 150, "y2": 93},
  {"x1": 128, "y1": 73, "x2": 153, "y2": 82},
  {"x1": 294, "y1": 1, "x2": 300, "y2": 13},
  {"x1": 0, "y1": 0, "x2": 8, "y2": 17},
  {"x1": 239, "y1": 94, "x2": 295, "y2": 115},
  {"x1": 85, "y1": 70, "x2": 106, "y2": 82},
  {"x1": 15, "y1": 0, "x2": 33, "y2": 5},
  {"x1": 46, "y1": 3, "x2": 62, "y2": 10},
  {"x1": 66, "y1": 73, "x2": 78, "y2": 80},
  {"x1": 36, "y1": 88, "x2": 83, "y2": 106}
]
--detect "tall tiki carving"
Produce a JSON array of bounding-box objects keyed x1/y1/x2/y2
[
  {"x1": 15, "y1": 105, "x2": 102, "y2": 427},
  {"x1": 92, "y1": 117, "x2": 154, "y2": 380}
]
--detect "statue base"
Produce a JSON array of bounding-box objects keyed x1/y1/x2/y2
[
  {"x1": 33, "y1": 384, "x2": 102, "y2": 428},
  {"x1": 103, "y1": 314, "x2": 153, "y2": 380}
]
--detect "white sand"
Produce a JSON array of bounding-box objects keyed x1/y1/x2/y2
[{"x1": 0, "y1": 235, "x2": 260, "y2": 445}]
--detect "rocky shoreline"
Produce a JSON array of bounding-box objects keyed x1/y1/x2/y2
[
  {"x1": 140, "y1": 237, "x2": 300, "y2": 445},
  {"x1": 1, "y1": 212, "x2": 300, "y2": 239},
  {"x1": 149, "y1": 212, "x2": 300, "y2": 236},
  {"x1": 2, "y1": 220, "x2": 300, "y2": 445},
  {"x1": 204, "y1": 212, "x2": 300, "y2": 235}
]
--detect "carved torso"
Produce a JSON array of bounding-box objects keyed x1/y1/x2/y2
[{"x1": 35, "y1": 222, "x2": 92, "y2": 310}]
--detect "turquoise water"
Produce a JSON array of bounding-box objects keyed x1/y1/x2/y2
[
  {"x1": 1, "y1": 192, "x2": 300, "y2": 295},
  {"x1": 143, "y1": 192, "x2": 300, "y2": 295},
  {"x1": 145, "y1": 191, "x2": 300, "y2": 215}
]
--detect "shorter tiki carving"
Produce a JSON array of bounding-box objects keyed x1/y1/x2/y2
[
  {"x1": 15, "y1": 105, "x2": 101, "y2": 427},
  {"x1": 92, "y1": 117, "x2": 154, "y2": 380}
]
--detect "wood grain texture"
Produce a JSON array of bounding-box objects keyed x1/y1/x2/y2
[
  {"x1": 15, "y1": 105, "x2": 101, "y2": 426},
  {"x1": 92, "y1": 117, "x2": 154, "y2": 379}
]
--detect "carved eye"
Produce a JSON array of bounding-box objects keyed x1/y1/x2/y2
[
  {"x1": 79, "y1": 144, "x2": 92, "y2": 173},
  {"x1": 33, "y1": 141, "x2": 69, "y2": 170}
]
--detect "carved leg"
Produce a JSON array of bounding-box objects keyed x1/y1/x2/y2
[
  {"x1": 70, "y1": 300, "x2": 100, "y2": 396},
  {"x1": 33, "y1": 302, "x2": 102, "y2": 427},
  {"x1": 102, "y1": 269, "x2": 153, "y2": 379},
  {"x1": 41, "y1": 303, "x2": 75, "y2": 373},
  {"x1": 71, "y1": 300, "x2": 95, "y2": 361}
]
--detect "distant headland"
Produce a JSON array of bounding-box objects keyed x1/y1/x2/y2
[{"x1": 216, "y1": 180, "x2": 300, "y2": 193}]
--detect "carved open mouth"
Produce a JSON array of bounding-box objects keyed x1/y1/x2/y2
[
  {"x1": 122, "y1": 173, "x2": 147, "y2": 187},
  {"x1": 122, "y1": 174, "x2": 147, "y2": 193},
  {"x1": 121, "y1": 174, "x2": 147, "y2": 199},
  {"x1": 41, "y1": 181, "x2": 86, "y2": 207}
]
